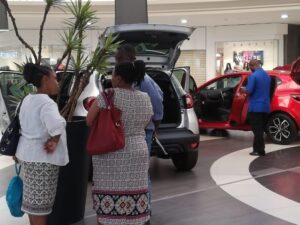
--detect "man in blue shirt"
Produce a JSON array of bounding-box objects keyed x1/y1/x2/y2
[{"x1": 245, "y1": 59, "x2": 271, "y2": 156}]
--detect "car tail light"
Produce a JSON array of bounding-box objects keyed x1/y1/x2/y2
[
  {"x1": 83, "y1": 97, "x2": 96, "y2": 110},
  {"x1": 191, "y1": 142, "x2": 199, "y2": 149},
  {"x1": 291, "y1": 94, "x2": 300, "y2": 101},
  {"x1": 184, "y1": 94, "x2": 194, "y2": 109}
]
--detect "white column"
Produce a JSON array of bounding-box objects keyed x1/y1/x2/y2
[
  {"x1": 206, "y1": 26, "x2": 216, "y2": 81},
  {"x1": 278, "y1": 36, "x2": 284, "y2": 66}
]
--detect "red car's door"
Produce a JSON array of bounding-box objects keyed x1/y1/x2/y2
[
  {"x1": 228, "y1": 75, "x2": 249, "y2": 125},
  {"x1": 197, "y1": 74, "x2": 245, "y2": 124}
]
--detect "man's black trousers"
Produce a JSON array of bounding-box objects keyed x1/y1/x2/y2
[{"x1": 248, "y1": 112, "x2": 269, "y2": 155}]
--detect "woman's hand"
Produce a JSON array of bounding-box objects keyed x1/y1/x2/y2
[
  {"x1": 86, "y1": 101, "x2": 100, "y2": 127},
  {"x1": 12, "y1": 156, "x2": 18, "y2": 163},
  {"x1": 240, "y1": 86, "x2": 248, "y2": 94},
  {"x1": 44, "y1": 135, "x2": 60, "y2": 153}
]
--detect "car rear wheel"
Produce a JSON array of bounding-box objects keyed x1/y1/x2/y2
[
  {"x1": 267, "y1": 113, "x2": 298, "y2": 145},
  {"x1": 199, "y1": 128, "x2": 208, "y2": 134},
  {"x1": 171, "y1": 149, "x2": 198, "y2": 171}
]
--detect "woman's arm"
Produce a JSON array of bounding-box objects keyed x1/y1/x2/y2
[
  {"x1": 44, "y1": 135, "x2": 60, "y2": 153},
  {"x1": 40, "y1": 101, "x2": 66, "y2": 153},
  {"x1": 86, "y1": 101, "x2": 100, "y2": 127}
]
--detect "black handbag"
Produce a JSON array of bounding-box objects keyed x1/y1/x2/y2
[{"x1": 0, "y1": 100, "x2": 23, "y2": 156}]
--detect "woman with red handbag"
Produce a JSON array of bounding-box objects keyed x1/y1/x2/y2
[{"x1": 87, "y1": 60, "x2": 153, "y2": 225}]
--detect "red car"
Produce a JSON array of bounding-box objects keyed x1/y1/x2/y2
[{"x1": 195, "y1": 59, "x2": 300, "y2": 145}]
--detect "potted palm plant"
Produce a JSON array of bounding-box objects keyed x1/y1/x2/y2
[{"x1": 0, "y1": 0, "x2": 119, "y2": 224}]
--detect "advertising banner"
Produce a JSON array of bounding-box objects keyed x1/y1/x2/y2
[{"x1": 233, "y1": 50, "x2": 264, "y2": 66}]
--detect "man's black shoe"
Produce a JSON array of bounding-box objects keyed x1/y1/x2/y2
[{"x1": 249, "y1": 152, "x2": 265, "y2": 156}]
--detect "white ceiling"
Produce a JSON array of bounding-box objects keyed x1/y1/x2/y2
[{"x1": 4, "y1": 0, "x2": 300, "y2": 30}]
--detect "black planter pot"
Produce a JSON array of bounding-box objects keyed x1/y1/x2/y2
[{"x1": 47, "y1": 118, "x2": 90, "y2": 225}]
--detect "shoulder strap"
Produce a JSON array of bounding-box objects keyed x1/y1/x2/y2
[
  {"x1": 16, "y1": 98, "x2": 24, "y2": 116},
  {"x1": 15, "y1": 163, "x2": 21, "y2": 176},
  {"x1": 101, "y1": 89, "x2": 115, "y2": 109}
]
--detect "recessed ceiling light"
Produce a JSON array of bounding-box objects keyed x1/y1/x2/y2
[
  {"x1": 281, "y1": 14, "x2": 288, "y2": 19},
  {"x1": 181, "y1": 19, "x2": 188, "y2": 24}
]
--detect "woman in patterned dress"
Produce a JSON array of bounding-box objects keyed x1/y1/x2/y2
[
  {"x1": 87, "y1": 60, "x2": 153, "y2": 225},
  {"x1": 15, "y1": 63, "x2": 69, "y2": 225}
]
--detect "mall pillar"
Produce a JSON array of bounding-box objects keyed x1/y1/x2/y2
[
  {"x1": 284, "y1": 25, "x2": 300, "y2": 64},
  {"x1": 0, "y1": 3, "x2": 8, "y2": 31},
  {"x1": 115, "y1": 0, "x2": 148, "y2": 25}
]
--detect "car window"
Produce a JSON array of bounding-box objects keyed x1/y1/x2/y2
[
  {"x1": 189, "y1": 76, "x2": 197, "y2": 95},
  {"x1": 269, "y1": 75, "x2": 281, "y2": 99},
  {"x1": 274, "y1": 76, "x2": 282, "y2": 85},
  {"x1": 204, "y1": 76, "x2": 242, "y2": 90},
  {"x1": 170, "y1": 75, "x2": 185, "y2": 98},
  {"x1": 173, "y1": 70, "x2": 186, "y2": 88},
  {"x1": 172, "y1": 68, "x2": 195, "y2": 94},
  {"x1": 0, "y1": 72, "x2": 36, "y2": 118},
  {"x1": 242, "y1": 75, "x2": 281, "y2": 87}
]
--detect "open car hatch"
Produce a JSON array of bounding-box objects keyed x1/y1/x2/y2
[{"x1": 103, "y1": 24, "x2": 195, "y2": 69}]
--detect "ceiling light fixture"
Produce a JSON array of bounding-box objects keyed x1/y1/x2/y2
[
  {"x1": 281, "y1": 14, "x2": 288, "y2": 19},
  {"x1": 181, "y1": 19, "x2": 188, "y2": 24}
]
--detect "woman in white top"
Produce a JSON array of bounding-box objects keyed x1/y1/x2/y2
[{"x1": 15, "y1": 63, "x2": 68, "y2": 225}]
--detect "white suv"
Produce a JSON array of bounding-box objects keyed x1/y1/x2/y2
[{"x1": 100, "y1": 24, "x2": 200, "y2": 171}]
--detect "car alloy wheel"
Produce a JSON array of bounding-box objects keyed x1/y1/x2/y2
[{"x1": 267, "y1": 113, "x2": 298, "y2": 145}]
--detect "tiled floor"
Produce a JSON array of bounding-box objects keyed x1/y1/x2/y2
[{"x1": 1, "y1": 130, "x2": 300, "y2": 225}]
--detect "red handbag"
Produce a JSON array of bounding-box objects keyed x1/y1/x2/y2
[{"x1": 86, "y1": 89, "x2": 125, "y2": 155}]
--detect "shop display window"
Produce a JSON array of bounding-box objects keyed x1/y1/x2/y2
[
  {"x1": 0, "y1": 45, "x2": 69, "y2": 70},
  {"x1": 216, "y1": 40, "x2": 279, "y2": 76}
]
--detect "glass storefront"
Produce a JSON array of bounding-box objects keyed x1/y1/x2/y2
[
  {"x1": 0, "y1": 45, "x2": 91, "y2": 70},
  {"x1": 215, "y1": 40, "x2": 279, "y2": 76},
  {"x1": 0, "y1": 45, "x2": 62, "y2": 70}
]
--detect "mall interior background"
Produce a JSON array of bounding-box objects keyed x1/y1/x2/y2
[{"x1": 0, "y1": 0, "x2": 300, "y2": 85}]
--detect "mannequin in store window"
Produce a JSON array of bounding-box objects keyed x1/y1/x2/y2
[
  {"x1": 224, "y1": 63, "x2": 233, "y2": 74},
  {"x1": 258, "y1": 60, "x2": 263, "y2": 67},
  {"x1": 243, "y1": 62, "x2": 250, "y2": 71}
]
